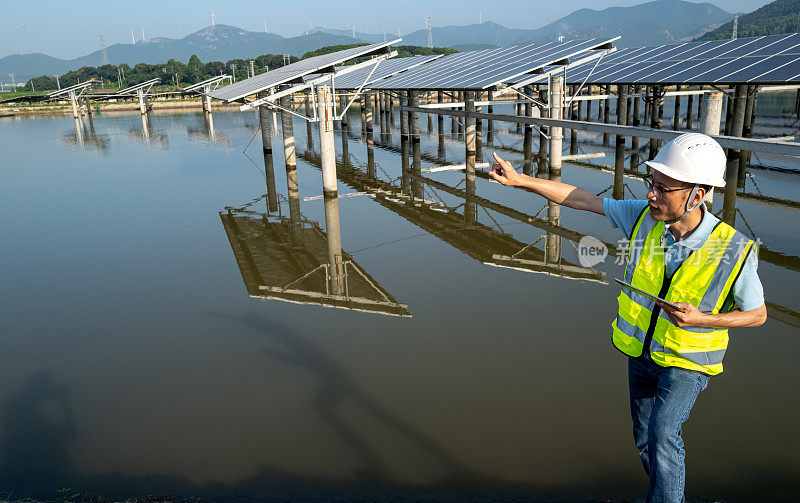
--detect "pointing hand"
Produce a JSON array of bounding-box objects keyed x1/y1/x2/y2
[{"x1": 488, "y1": 152, "x2": 521, "y2": 187}]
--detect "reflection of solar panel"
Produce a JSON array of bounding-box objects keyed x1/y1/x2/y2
[
  {"x1": 47, "y1": 80, "x2": 99, "y2": 98},
  {"x1": 210, "y1": 39, "x2": 400, "y2": 102},
  {"x1": 370, "y1": 38, "x2": 617, "y2": 90},
  {"x1": 182, "y1": 75, "x2": 231, "y2": 93},
  {"x1": 529, "y1": 33, "x2": 800, "y2": 84},
  {"x1": 331, "y1": 55, "x2": 442, "y2": 89}
]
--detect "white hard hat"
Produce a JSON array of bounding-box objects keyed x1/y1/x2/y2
[{"x1": 645, "y1": 133, "x2": 727, "y2": 187}]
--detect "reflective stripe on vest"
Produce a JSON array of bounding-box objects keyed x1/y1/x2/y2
[{"x1": 611, "y1": 206, "x2": 755, "y2": 375}]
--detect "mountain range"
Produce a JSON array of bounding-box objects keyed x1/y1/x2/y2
[{"x1": 1, "y1": 0, "x2": 733, "y2": 83}]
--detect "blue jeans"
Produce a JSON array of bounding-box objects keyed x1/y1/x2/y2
[{"x1": 628, "y1": 356, "x2": 709, "y2": 503}]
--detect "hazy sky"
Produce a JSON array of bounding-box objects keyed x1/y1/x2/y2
[{"x1": 1, "y1": 0, "x2": 771, "y2": 60}]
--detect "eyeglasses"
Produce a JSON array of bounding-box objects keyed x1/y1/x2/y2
[{"x1": 643, "y1": 175, "x2": 692, "y2": 197}]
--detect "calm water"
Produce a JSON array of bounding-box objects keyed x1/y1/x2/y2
[{"x1": 0, "y1": 108, "x2": 798, "y2": 502}]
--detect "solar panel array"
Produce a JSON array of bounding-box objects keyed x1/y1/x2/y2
[
  {"x1": 331, "y1": 55, "x2": 443, "y2": 89},
  {"x1": 370, "y1": 38, "x2": 617, "y2": 90},
  {"x1": 529, "y1": 33, "x2": 800, "y2": 85},
  {"x1": 210, "y1": 39, "x2": 400, "y2": 102}
]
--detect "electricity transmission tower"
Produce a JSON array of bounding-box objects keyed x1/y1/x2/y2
[
  {"x1": 99, "y1": 35, "x2": 109, "y2": 66},
  {"x1": 426, "y1": 17, "x2": 433, "y2": 49},
  {"x1": 731, "y1": 14, "x2": 739, "y2": 40}
]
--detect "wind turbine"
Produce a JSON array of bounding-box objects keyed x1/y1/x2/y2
[
  {"x1": 141, "y1": 26, "x2": 146, "y2": 42},
  {"x1": 131, "y1": 29, "x2": 135, "y2": 45},
  {"x1": 211, "y1": 10, "x2": 218, "y2": 27}
]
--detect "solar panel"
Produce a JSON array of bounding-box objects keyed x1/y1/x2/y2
[
  {"x1": 209, "y1": 39, "x2": 400, "y2": 102},
  {"x1": 47, "y1": 80, "x2": 99, "y2": 98},
  {"x1": 370, "y1": 38, "x2": 618, "y2": 90},
  {"x1": 528, "y1": 33, "x2": 800, "y2": 85},
  {"x1": 182, "y1": 75, "x2": 231, "y2": 93},
  {"x1": 331, "y1": 55, "x2": 442, "y2": 89},
  {"x1": 117, "y1": 78, "x2": 160, "y2": 95}
]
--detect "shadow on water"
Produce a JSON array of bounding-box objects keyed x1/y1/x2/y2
[
  {"x1": 0, "y1": 371, "x2": 76, "y2": 491},
  {"x1": 207, "y1": 311, "x2": 481, "y2": 486}
]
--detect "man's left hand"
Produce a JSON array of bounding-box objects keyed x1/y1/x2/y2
[{"x1": 657, "y1": 302, "x2": 708, "y2": 328}]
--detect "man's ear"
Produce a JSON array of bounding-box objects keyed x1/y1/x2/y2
[{"x1": 693, "y1": 186, "x2": 706, "y2": 206}]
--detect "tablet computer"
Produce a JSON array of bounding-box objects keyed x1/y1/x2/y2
[{"x1": 614, "y1": 278, "x2": 684, "y2": 311}]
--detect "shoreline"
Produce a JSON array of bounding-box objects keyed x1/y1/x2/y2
[{"x1": 0, "y1": 98, "x2": 241, "y2": 117}]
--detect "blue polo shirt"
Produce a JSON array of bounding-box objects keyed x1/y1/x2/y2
[{"x1": 603, "y1": 198, "x2": 764, "y2": 312}]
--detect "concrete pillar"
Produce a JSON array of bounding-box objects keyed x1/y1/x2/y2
[
  {"x1": 69, "y1": 91, "x2": 79, "y2": 118},
  {"x1": 464, "y1": 91, "x2": 477, "y2": 225},
  {"x1": 457, "y1": 91, "x2": 464, "y2": 137},
  {"x1": 487, "y1": 90, "x2": 494, "y2": 144},
  {"x1": 570, "y1": 86, "x2": 578, "y2": 155},
  {"x1": 697, "y1": 89, "x2": 704, "y2": 121},
  {"x1": 465, "y1": 90, "x2": 476, "y2": 175},
  {"x1": 686, "y1": 92, "x2": 694, "y2": 130},
  {"x1": 649, "y1": 86, "x2": 663, "y2": 160},
  {"x1": 305, "y1": 93, "x2": 314, "y2": 150},
  {"x1": 259, "y1": 104, "x2": 272, "y2": 154},
  {"x1": 523, "y1": 85, "x2": 533, "y2": 170},
  {"x1": 475, "y1": 99, "x2": 483, "y2": 162},
  {"x1": 614, "y1": 85, "x2": 629, "y2": 200},
  {"x1": 400, "y1": 91, "x2": 410, "y2": 194},
  {"x1": 738, "y1": 85, "x2": 757, "y2": 188},
  {"x1": 137, "y1": 88, "x2": 147, "y2": 115},
  {"x1": 537, "y1": 87, "x2": 549, "y2": 176},
  {"x1": 603, "y1": 86, "x2": 611, "y2": 146},
  {"x1": 84, "y1": 96, "x2": 92, "y2": 116},
  {"x1": 795, "y1": 89, "x2": 800, "y2": 120},
  {"x1": 451, "y1": 91, "x2": 458, "y2": 136},
  {"x1": 549, "y1": 76, "x2": 564, "y2": 175},
  {"x1": 365, "y1": 91, "x2": 375, "y2": 177},
  {"x1": 701, "y1": 91, "x2": 724, "y2": 136},
  {"x1": 280, "y1": 96, "x2": 296, "y2": 170},
  {"x1": 340, "y1": 94, "x2": 350, "y2": 163},
  {"x1": 390, "y1": 92, "x2": 396, "y2": 127},
  {"x1": 360, "y1": 96, "x2": 367, "y2": 136},
  {"x1": 436, "y1": 91, "x2": 444, "y2": 136},
  {"x1": 381, "y1": 92, "x2": 389, "y2": 138},
  {"x1": 259, "y1": 104, "x2": 278, "y2": 213},
  {"x1": 673, "y1": 85, "x2": 681, "y2": 130},
  {"x1": 317, "y1": 85, "x2": 338, "y2": 196},
  {"x1": 585, "y1": 85, "x2": 593, "y2": 122},
  {"x1": 627, "y1": 96, "x2": 633, "y2": 126},
  {"x1": 724, "y1": 87, "x2": 734, "y2": 137},
  {"x1": 722, "y1": 84, "x2": 747, "y2": 225},
  {"x1": 427, "y1": 93, "x2": 434, "y2": 133},
  {"x1": 409, "y1": 91, "x2": 422, "y2": 199},
  {"x1": 630, "y1": 85, "x2": 641, "y2": 170}
]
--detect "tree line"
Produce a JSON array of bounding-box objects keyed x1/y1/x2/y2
[
  {"x1": 697, "y1": 0, "x2": 799, "y2": 41},
  {"x1": 23, "y1": 53, "x2": 297, "y2": 92},
  {"x1": 23, "y1": 44, "x2": 456, "y2": 92}
]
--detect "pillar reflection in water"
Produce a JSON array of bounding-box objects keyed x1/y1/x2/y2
[
  {"x1": 286, "y1": 157, "x2": 303, "y2": 247},
  {"x1": 141, "y1": 113, "x2": 151, "y2": 142},
  {"x1": 323, "y1": 192, "x2": 345, "y2": 295},
  {"x1": 400, "y1": 91, "x2": 411, "y2": 196},
  {"x1": 74, "y1": 117, "x2": 84, "y2": 148}
]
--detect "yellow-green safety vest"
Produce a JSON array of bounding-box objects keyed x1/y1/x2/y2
[{"x1": 611, "y1": 206, "x2": 755, "y2": 375}]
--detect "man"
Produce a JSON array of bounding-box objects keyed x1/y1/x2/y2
[{"x1": 488, "y1": 133, "x2": 766, "y2": 503}]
